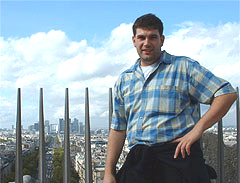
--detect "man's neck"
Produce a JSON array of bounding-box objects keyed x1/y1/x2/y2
[{"x1": 140, "y1": 58, "x2": 159, "y2": 66}]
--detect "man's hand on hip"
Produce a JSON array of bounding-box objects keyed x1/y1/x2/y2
[{"x1": 172, "y1": 128, "x2": 203, "y2": 159}]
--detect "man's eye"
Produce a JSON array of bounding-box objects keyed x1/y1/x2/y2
[
  {"x1": 150, "y1": 36, "x2": 158, "y2": 39},
  {"x1": 138, "y1": 36, "x2": 145, "y2": 40}
]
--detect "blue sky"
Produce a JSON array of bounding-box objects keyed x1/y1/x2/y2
[
  {"x1": 0, "y1": 1, "x2": 239, "y2": 129},
  {"x1": 1, "y1": 1, "x2": 239, "y2": 43}
]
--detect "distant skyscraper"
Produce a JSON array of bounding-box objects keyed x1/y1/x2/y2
[
  {"x1": 50, "y1": 124, "x2": 57, "y2": 133},
  {"x1": 72, "y1": 118, "x2": 79, "y2": 134},
  {"x1": 45, "y1": 120, "x2": 50, "y2": 134},
  {"x1": 79, "y1": 122, "x2": 84, "y2": 135},
  {"x1": 34, "y1": 122, "x2": 39, "y2": 131},
  {"x1": 59, "y1": 118, "x2": 72, "y2": 133},
  {"x1": 59, "y1": 118, "x2": 64, "y2": 133}
]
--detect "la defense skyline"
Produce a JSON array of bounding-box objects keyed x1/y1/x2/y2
[
  {"x1": 1, "y1": 104, "x2": 112, "y2": 130},
  {"x1": 10, "y1": 117, "x2": 87, "y2": 134}
]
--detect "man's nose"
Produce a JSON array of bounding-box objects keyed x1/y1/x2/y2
[{"x1": 143, "y1": 38, "x2": 151, "y2": 46}]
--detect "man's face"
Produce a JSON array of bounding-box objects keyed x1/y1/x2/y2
[{"x1": 132, "y1": 28, "x2": 164, "y2": 66}]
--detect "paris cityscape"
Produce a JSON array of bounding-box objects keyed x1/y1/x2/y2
[{"x1": 0, "y1": 117, "x2": 238, "y2": 183}]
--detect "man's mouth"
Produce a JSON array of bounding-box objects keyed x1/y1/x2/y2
[{"x1": 142, "y1": 49, "x2": 152, "y2": 54}]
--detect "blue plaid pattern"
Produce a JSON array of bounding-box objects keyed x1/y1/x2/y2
[{"x1": 111, "y1": 51, "x2": 235, "y2": 148}]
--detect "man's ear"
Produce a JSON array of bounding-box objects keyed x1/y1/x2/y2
[
  {"x1": 161, "y1": 35, "x2": 165, "y2": 47},
  {"x1": 132, "y1": 36, "x2": 136, "y2": 47}
]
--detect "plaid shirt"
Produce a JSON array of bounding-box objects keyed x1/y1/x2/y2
[{"x1": 111, "y1": 51, "x2": 235, "y2": 148}]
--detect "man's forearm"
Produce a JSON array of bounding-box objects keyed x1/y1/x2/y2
[
  {"x1": 104, "y1": 129, "x2": 126, "y2": 175},
  {"x1": 194, "y1": 92, "x2": 238, "y2": 132}
]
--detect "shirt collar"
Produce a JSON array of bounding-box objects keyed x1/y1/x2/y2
[{"x1": 127, "y1": 50, "x2": 172, "y2": 73}]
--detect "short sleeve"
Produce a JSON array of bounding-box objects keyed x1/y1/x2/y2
[
  {"x1": 111, "y1": 75, "x2": 127, "y2": 130},
  {"x1": 187, "y1": 60, "x2": 235, "y2": 104}
]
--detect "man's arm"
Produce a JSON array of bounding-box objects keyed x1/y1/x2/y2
[
  {"x1": 104, "y1": 129, "x2": 126, "y2": 183},
  {"x1": 173, "y1": 92, "x2": 238, "y2": 158}
]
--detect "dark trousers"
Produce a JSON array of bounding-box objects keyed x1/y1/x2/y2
[{"x1": 116, "y1": 141, "x2": 211, "y2": 183}]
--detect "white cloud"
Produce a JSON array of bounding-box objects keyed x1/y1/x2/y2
[
  {"x1": 0, "y1": 21, "x2": 239, "y2": 129},
  {"x1": 57, "y1": 23, "x2": 136, "y2": 81},
  {"x1": 212, "y1": 62, "x2": 240, "y2": 85}
]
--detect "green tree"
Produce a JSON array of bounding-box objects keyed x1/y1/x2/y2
[
  {"x1": 1, "y1": 172, "x2": 15, "y2": 183},
  {"x1": 49, "y1": 148, "x2": 80, "y2": 183},
  {"x1": 23, "y1": 168, "x2": 31, "y2": 175},
  {"x1": 1, "y1": 148, "x2": 38, "y2": 183},
  {"x1": 50, "y1": 165, "x2": 63, "y2": 183},
  {"x1": 45, "y1": 136, "x2": 52, "y2": 146}
]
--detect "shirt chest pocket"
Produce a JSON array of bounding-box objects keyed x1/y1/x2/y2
[{"x1": 147, "y1": 85, "x2": 189, "y2": 114}]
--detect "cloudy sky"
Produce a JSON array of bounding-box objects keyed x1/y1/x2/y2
[{"x1": 0, "y1": 1, "x2": 239, "y2": 130}]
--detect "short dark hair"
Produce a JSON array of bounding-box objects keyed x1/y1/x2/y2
[{"x1": 132, "y1": 13, "x2": 164, "y2": 36}]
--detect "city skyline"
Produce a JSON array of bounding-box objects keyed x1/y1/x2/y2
[
  {"x1": 0, "y1": 1, "x2": 239, "y2": 129},
  {"x1": 0, "y1": 124, "x2": 239, "y2": 182}
]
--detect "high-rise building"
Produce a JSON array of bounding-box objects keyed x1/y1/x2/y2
[
  {"x1": 50, "y1": 124, "x2": 57, "y2": 133},
  {"x1": 59, "y1": 118, "x2": 64, "y2": 133},
  {"x1": 72, "y1": 118, "x2": 79, "y2": 134},
  {"x1": 79, "y1": 122, "x2": 84, "y2": 135},
  {"x1": 45, "y1": 120, "x2": 50, "y2": 134},
  {"x1": 34, "y1": 122, "x2": 39, "y2": 131},
  {"x1": 59, "y1": 118, "x2": 72, "y2": 133}
]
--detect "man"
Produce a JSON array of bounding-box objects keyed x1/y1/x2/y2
[{"x1": 104, "y1": 14, "x2": 237, "y2": 183}]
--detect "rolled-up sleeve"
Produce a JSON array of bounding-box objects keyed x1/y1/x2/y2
[{"x1": 214, "y1": 80, "x2": 236, "y2": 97}]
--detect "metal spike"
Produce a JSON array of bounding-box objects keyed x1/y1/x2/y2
[
  {"x1": 217, "y1": 119, "x2": 224, "y2": 183},
  {"x1": 85, "y1": 88, "x2": 93, "y2": 183},
  {"x1": 39, "y1": 88, "x2": 46, "y2": 183},
  {"x1": 64, "y1": 88, "x2": 71, "y2": 183},
  {"x1": 15, "y1": 88, "x2": 23, "y2": 183}
]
